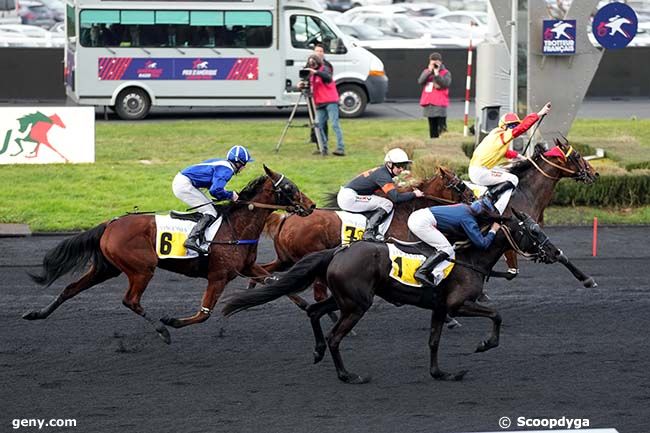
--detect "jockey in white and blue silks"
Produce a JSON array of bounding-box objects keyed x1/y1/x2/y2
[
  {"x1": 172, "y1": 145, "x2": 254, "y2": 254},
  {"x1": 408, "y1": 199, "x2": 501, "y2": 287}
]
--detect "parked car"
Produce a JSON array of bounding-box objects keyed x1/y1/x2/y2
[
  {"x1": 326, "y1": 0, "x2": 354, "y2": 12},
  {"x1": 414, "y1": 16, "x2": 474, "y2": 39},
  {"x1": 337, "y1": 22, "x2": 399, "y2": 41},
  {"x1": 398, "y1": 3, "x2": 450, "y2": 17},
  {"x1": 0, "y1": 23, "x2": 63, "y2": 46},
  {"x1": 37, "y1": 0, "x2": 64, "y2": 22},
  {"x1": 350, "y1": 13, "x2": 432, "y2": 39},
  {"x1": 432, "y1": 10, "x2": 488, "y2": 37},
  {"x1": 18, "y1": 0, "x2": 55, "y2": 28}
]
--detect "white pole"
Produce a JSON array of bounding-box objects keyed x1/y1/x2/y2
[
  {"x1": 510, "y1": 0, "x2": 518, "y2": 113},
  {"x1": 463, "y1": 23, "x2": 474, "y2": 137}
]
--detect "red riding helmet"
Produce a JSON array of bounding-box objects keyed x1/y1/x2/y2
[{"x1": 498, "y1": 112, "x2": 521, "y2": 129}]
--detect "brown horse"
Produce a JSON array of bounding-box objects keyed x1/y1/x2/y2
[
  {"x1": 24, "y1": 166, "x2": 315, "y2": 344},
  {"x1": 223, "y1": 139, "x2": 599, "y2": 383},
  {"x1": 255, "y1": 167, "x2": 477, "y2": 302}
]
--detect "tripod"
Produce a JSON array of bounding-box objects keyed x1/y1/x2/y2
[{"x1": 275, "y1": 87, "x2": 324, "y2": 154}]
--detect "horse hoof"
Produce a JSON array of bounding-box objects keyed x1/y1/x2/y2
[
  {"x1": 22, "y1": 311, "x2": 42, "y2": 320},
  {"x1": 160, "y1": 316, "x2": 179, "y2": 328},
  {"x1": 339, "y1": 373, "x2": 370, "y2": 384},
  {"x1": 583, "y1": 277, "x2": 597, "y2": 288},
  {"x1": 475, "y1": 340, "x2": 498, "y2": 353},
  {"x1": 156, "y1": 324, "x2": 172, "y2": 345},
  {"x1": 313, "y1": 347, "x2": 326, "y2": 364},
  {"x1": 432, "y1": 369, "x2": 468, "y2": 381}
]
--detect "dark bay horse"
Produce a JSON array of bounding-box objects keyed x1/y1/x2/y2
[
  {"x1": 24, "y1": 166, "x2": 315, "y2": 344},
  {"x1": 223, "y1": 140, "x2": 598, "y2": 383},
  {"x1": 255, "y1": 167, "x2": 476, "y2": 300}
]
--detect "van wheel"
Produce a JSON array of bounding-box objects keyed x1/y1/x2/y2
[
  {"x1": 338, "y1": 84, "x2": 367, "y2": 118},
  {"x1": 115, "y1": 87, "x2": 151, "y2": 120}
]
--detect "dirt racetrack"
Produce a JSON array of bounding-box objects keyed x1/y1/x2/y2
[{"x1": 1, "y1": 226, "x2": 649, "y2": 433}]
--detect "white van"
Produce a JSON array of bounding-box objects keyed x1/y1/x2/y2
[{"x1": 64, "y1": 0, "x2": 388, "y2": 120}]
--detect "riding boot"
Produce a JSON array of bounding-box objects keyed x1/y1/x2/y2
[
  {"x1": 414, "y1": 251, "x2": 450, "y2": 287},
  {"x1": 362, "y1": 208, "x2": 388, "y2": 242},
  {"x1": 485, "y1": 181, "x2": 515, "y2": 203},
  {"x1": 184, "y1": 214, "x2": 217, "y2": 255}
]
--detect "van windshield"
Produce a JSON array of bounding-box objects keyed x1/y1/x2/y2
[{"x1": 290, "y1": 14, "x2": 345, "y2": 54}]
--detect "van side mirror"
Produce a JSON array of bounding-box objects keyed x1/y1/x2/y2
[{"x1": 335, "y1": 38, "x2": 347, "y2": 55}]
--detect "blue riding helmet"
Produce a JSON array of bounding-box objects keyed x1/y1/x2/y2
[
  {"x1": 470, "y1": 197, "x2": 496, "y2": 214},
  {"x1": 226, "y1": 145, "x2": 254, "y2": 165}
]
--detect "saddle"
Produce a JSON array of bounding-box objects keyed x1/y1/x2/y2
[{"x1": 388, "y1": 238, "x2": 435, "y2": 256}]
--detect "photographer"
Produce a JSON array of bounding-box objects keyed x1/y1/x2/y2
[
  {"x1": 418, "y1": 52, "x2": 451, "y2": 140},
  {"x1": 299, "y1": 54, "x2": 345, "y2": 156}
]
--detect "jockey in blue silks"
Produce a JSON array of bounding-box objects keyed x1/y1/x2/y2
[{"x1": 172, "y1": 145, "x2": 254, "y2": 254}]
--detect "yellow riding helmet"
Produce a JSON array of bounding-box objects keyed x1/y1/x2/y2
[{"x1": 498, "y1": 112, "x2": 521, "y2": 129}]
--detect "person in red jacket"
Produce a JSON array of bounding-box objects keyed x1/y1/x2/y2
[
  {"x1": 418, "y1": 52, "x2": 451, "y2": 140},
  {"x1": 301, "y1": 54, "x2": 345, "y2": 156}
]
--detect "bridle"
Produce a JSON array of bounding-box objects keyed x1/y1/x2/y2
[
  {"x1": 525, "y1": 145, "x2": 592, "y2": 182},
  {"x1": 268, "y1": 173, "x2": 312, "y2": 216},
  {"x1": 443, "y1": 173, "x2": 475, "y2": 204},
  {"x1": 501, "y1": 212, "x2": 557, "y2": 264}
]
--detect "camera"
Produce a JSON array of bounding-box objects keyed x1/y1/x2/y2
[{"x1": 299, "y1": 68, "x2": 310, "y2": 79}]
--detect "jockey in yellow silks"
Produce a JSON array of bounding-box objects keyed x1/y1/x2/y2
[{"x1": 469, "y1": 102, "x2": 552, "y2": 214}]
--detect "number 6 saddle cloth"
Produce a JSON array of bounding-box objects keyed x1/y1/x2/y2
[
  {"x1": 387, "y1": 243, "x2": 455, "y2": 288},
  {"x1": 335, "y1": 211, "x2": 394, "y2": 245},
  {"x1": 154, "y1": 214, "x2": 223, "y2": 259}
]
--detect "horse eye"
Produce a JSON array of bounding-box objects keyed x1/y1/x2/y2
[{"x1": 284, "y1": 184, "x2": 291, "y2": 191}]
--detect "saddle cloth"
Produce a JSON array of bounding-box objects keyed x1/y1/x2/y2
[
  {"x1": 335, "y1": 211, "x2": 394, "y2": 245},
  {"x1": 155, "y1": 214, "x2": 222, "y2": 259},
  {"x1": 387, "y1": 243, "x2": 455, "y2": 288}
]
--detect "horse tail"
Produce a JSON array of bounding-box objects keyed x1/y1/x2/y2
[
  {"x1": 29, "y1": 223, "x2": 113, "y2": 288},
  {"x1": 262, "y1": 212, "x2": 285, "y2": 240},
  {"x1": 222, "y1": 247, "x2": 338, "y2": 317}
]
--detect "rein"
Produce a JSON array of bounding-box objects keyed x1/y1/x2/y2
[{"x1": 500, "y1": 225, "x2": 539, "y2": 260}]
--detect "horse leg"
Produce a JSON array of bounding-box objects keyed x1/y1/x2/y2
[
  {"x1": 23, "y1": 265, "x2": 120, "y2": 320},
  {"x1": 10, "y1": 137, "x2": 26, "y2": 156},
  {"x1": 326, "y1": 307, "x2": 370, "y2": 384},
  {"x1": 429, "y1": 309, "x2": 468, "y2": 381},
  {"x1": 306, "y1": 297, "x2": 339, "y2": 364},
  {"x1": 161, "y1": 277, "x2": 226, "y2": 329},
  {"x1": 121, "y1": 271, "x2": 171, "y2": 344},
  {"x1": 454, "y1": 300, "x2": 502, "y2": 353}
]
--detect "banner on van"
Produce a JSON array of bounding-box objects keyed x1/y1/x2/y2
[
  {"x1": 98, "y1": 57, "x2": 259, "y2": 81},
  {"x1": 0, "y1": 107, "x2": 95, "y2": 165}
]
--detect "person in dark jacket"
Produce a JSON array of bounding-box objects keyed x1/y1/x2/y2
[
  {"x1": 337, "y1": 148, "x2": 423, "y2": 241},
  {"x1": 407, "y1": 198, "x2": 501, "y2": 286},
  {"x1": 418, "y1": 52, "x2": 451, "y2": 139},
  {"x1": 172, "y1": 145, "x2": 253, "y2": 254}
]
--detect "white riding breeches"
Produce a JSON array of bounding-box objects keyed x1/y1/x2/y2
[
  {"x1": 172, "y1": 173, "x2": 217, "y2": 217},
  {"x1": 468, "y1": 165, "x2": 519, "y2": 215},
  {"x1": 407, "y1": 208, "x2": 455, "y2": 257},
  {"x1": 337, "y1": 187, "x2": 394, "y2": 214}
]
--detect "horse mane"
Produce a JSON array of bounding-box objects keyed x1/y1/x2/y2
[
  {"x1": 506, "y1": 158, "x2": 533, "y2": 176},
  {"x1": 214, "y1": 175, "x2": 267, "y2": 215}
]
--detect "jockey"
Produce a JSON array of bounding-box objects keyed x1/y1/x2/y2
[
  {"x1": 172, "y1": 145, "x2": 254, "y2": 254},
  {"x1": 337, "y1": 148, "x2": 424, "y2": 242},
  {"x1": 408, "y1": 198, "x2": 501, "y2": 287},
  {"x1": 469, "y1": 102, "x2": 552, "y2": 214}
]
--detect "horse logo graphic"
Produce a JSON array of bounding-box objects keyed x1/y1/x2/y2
[
  {"x1": 0, "y1": 111, "x2": 68, "y2": 162},
  {"x1": 550, "y1": 21, "x2": 574, "y2": 39},
  {"x1": 193, "y1": 59, "x2": 209, "y2": 69},
  {"x1": 145, "y1": 61, "x2": 158, "y2": 69},
  {"x1": 601, "y1": 15, "x2": 633, "y2": 38}
]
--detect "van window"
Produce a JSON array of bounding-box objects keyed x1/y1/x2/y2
[
  {"x1": 290, "y1": 14, "x2": 346, "y2": 55},
  {"x1": 66, "y1": 3, "x2": 76, "y2": 48},
  {"x1": 79, "y1": 9, "x2": 272, "y2": 48}
]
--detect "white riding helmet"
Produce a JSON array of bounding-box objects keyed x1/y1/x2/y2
[{"x1": 384, "y1": 148, "x2": 412, "y2": 164}]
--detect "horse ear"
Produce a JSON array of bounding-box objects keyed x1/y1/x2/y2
[{"x1": 263, "y1": 164, "x2": 276, "y2": 179}]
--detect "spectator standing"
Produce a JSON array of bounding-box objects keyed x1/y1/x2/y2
[{"x1": 418, "y1": 52, "x2": 451, "y2": 140}]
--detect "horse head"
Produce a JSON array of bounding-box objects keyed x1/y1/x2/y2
[
  {"x1": 49, "y1": 114, "x2": 66, "y2": 129},
  {"x1": 419, "y1": 166, "x2": 475, "y2": 204},
  {"x1": 263, "y1": 165, "x2": 315, "y2": 216},
  {"x1": 507, "y1": 209, "x2": 560, "y2": 264},
  {"x1": 534, "y1": 138, "x2": 599, "y2": 183}
]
